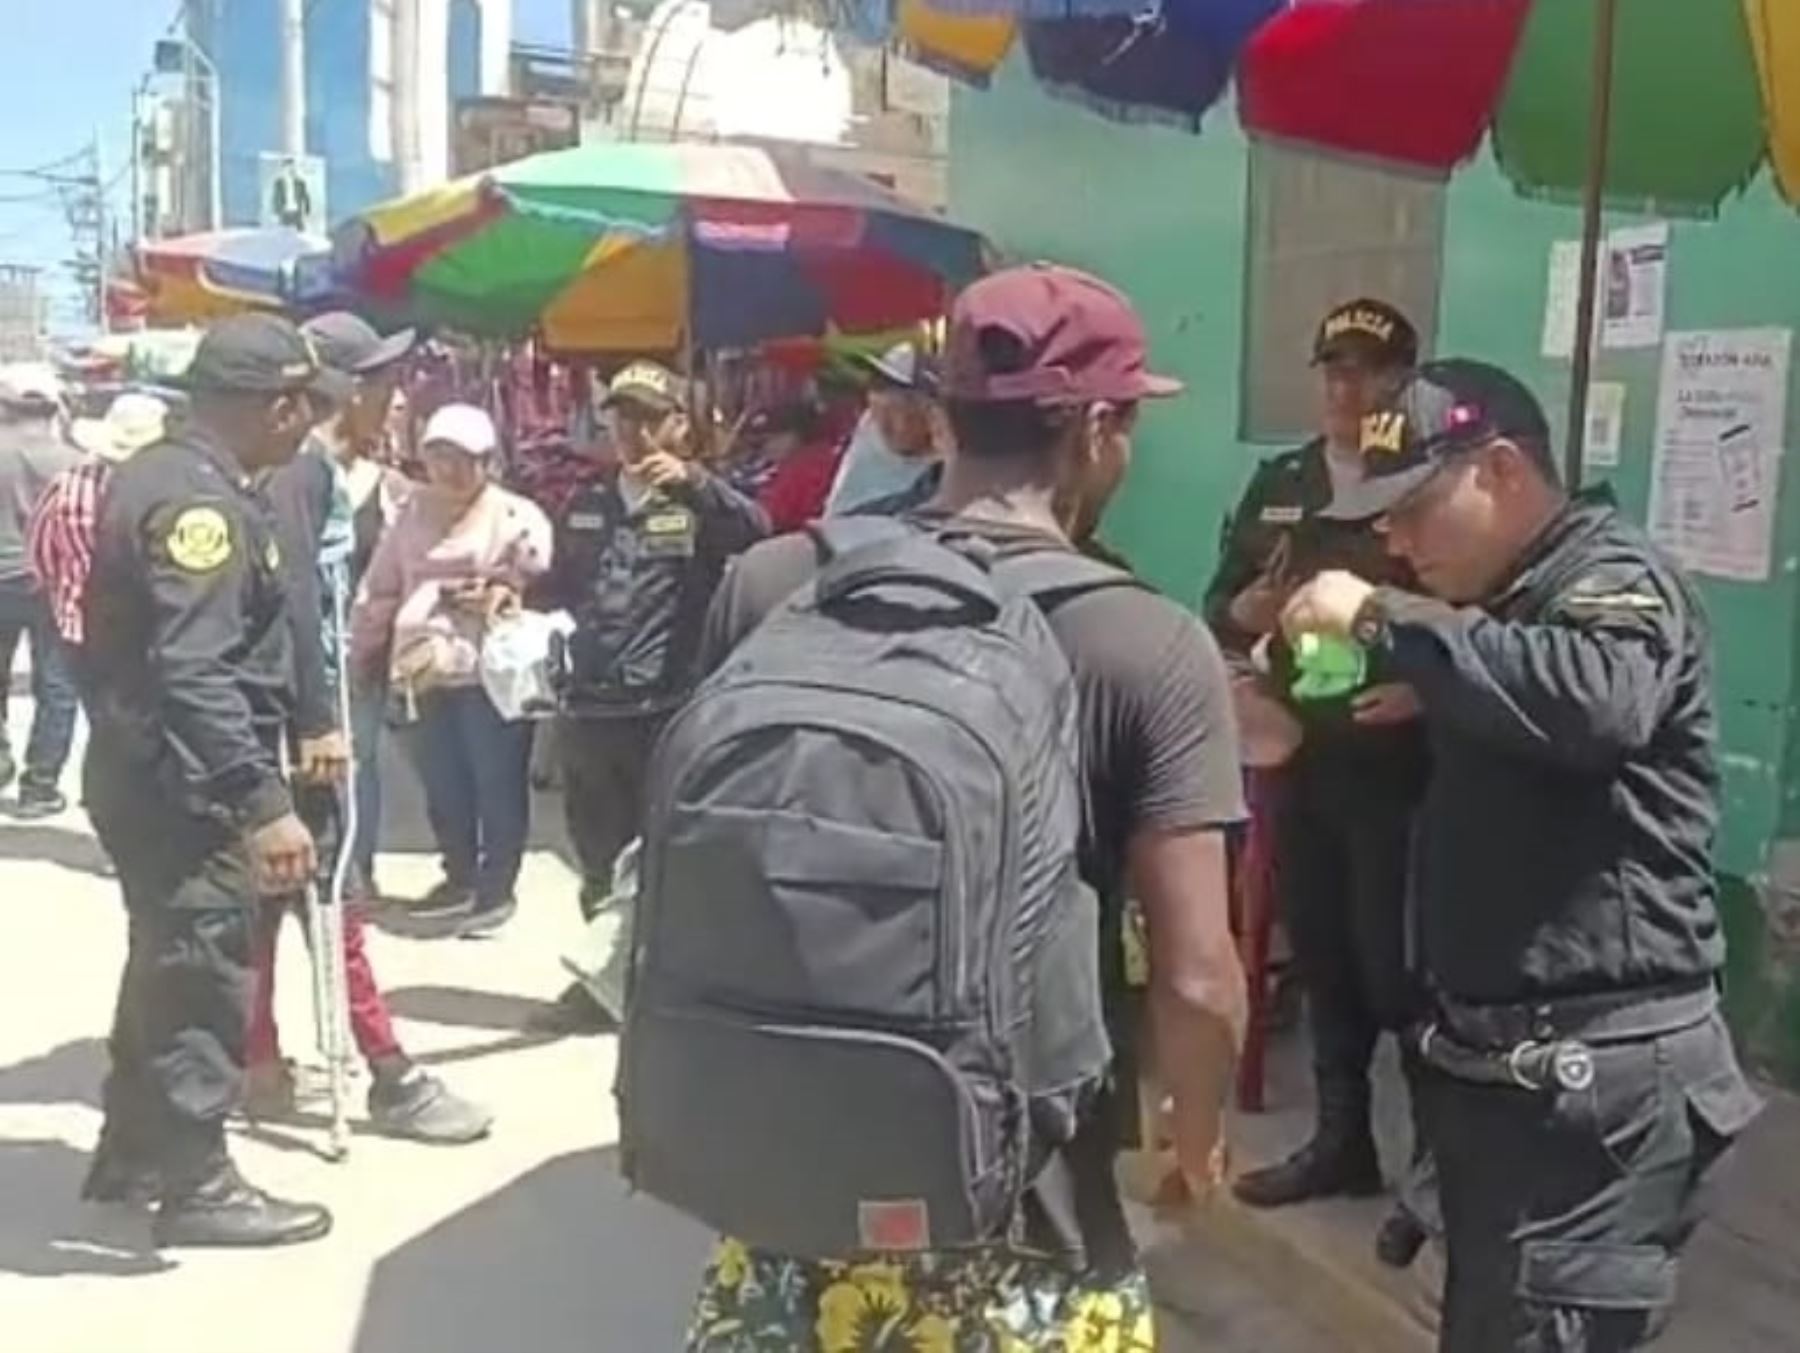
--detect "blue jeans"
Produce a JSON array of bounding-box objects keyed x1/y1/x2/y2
[
  {"x1": 0, "y1": 587, "x2": 80, "y2": 788},
  {"x1": 348, "y1": 679, "x2": 388, "y2": 893},
  {"x1": 407, "y1": 685, "x2": 534, "y2": 907}
]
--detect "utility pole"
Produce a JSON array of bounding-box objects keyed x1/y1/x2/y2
[
  {"x1": 95, "y1": 131, "x2": 110, "y2": 332},
  {"x1": 280, "y1": 0, "x2": 306, "y2": 158},
  {"x1": 393, "y1": 0, "x2": 424, "y2": 193}
]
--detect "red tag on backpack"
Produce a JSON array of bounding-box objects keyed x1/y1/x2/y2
[{"x1": 858, "y1": 1200, "x2": 931, "y2": 1251}]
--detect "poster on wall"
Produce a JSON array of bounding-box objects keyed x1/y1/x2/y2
[
  {"x1": 1647, "y1": 328, "x2": 1792, "y2": 582},
  {"x1": 1583, "y1": 381, "x2": 1627, "y2": 471},
  {"x1": 1540, "y1": 223, "x2": 1670, "y2": 358},
  {"x1": 1601, "y1": 223, "x2": 1668, "y2": 351},
  {"x1": 258, "y1": 153, "x2": 328, "y2": 235}
]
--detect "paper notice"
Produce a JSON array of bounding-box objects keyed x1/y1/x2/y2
[
  {"x1": 1584, "y1": 381, "x2": 1626, "y2": 470},
  {"x1": 1542, "y1": 240, "x2": 1585, "y2": 360},
  {"x1": 1601, "y1": 223, "x2": 1669, "y2": 351},
  {"x1": 1542, "y1": 223, "x2": 1670, "y2": 358},
  {"x1": 1647, "y1": 329, "x2": 1792, "y2": 582}
]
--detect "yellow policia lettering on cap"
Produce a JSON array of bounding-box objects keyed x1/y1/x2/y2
[
  {"x1": 1325, "y1": 308, "x2": 1397, "y2": 344},
  {"x1": 1362, "y1": 411, "x2": 1408, "y2": 455},
  {"x1": 166, "y1": 506, "x2": 234, "y2": 573}
]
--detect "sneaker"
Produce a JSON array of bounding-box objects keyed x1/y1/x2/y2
[
  {"x1": 242, "y1": 1060, "x2": 299, "y2": 1121},
  {"x1": 527, "y1": 982, "x2": 619, "y2": 1037},
  {"x1": 368, "y1": 1067, "x2": 494, "y2": 1145},
  {"x1": 408, "y1": 880, "x2": 477, "y2": 920},
  {"x1": 14, "y1": 780, "x2": 68, "y2": 820},
  {"x1": 1375, "y1": 1205, "x2": 1430, "y2": 1270},
  {"x1": 154, "y1": 1163, "x2": 332, "y2": 1249},
  {"x1": 457, "y1": 895, "x2": 518, "y2": 939}
]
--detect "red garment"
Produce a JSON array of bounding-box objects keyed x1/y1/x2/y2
[
  {"x1": 247, "y1": 901, "x2": 404, "y2": 1068},
  {"x1": 26, "y1": 460, "x2": 108, "y2": 646},
  {"x1": 1237, "y1": 0, "x2": 1531, "y2": 173},
  {"x1": 758, "y1": 440, "x2": 844, "y2": 534}
]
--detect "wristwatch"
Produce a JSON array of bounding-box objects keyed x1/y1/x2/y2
[{"x1": 1351, "y1": 588, "x2": 1390, "y2": 649}]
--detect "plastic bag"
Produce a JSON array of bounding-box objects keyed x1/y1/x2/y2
[
  {"x1": 562, "y1": 838, "x2": 640, "y2": 1024},
  {"x1": 479, "y1": 609, "x2": 575, "y2": 721}
]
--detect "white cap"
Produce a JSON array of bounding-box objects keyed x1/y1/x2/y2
[
  {"x1": 70, "y1": 392, "x2": 170, "y2": 463},
  {"x1": 0, "y1": 361, "x2": 64, "y2": 410},
  {"x1": 421, "y1": 403, "x2": 498, "y2": 457}
]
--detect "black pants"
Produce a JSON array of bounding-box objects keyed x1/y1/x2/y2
[
  {"x1": 1424, "y1": 1012, "x2": 1760, "y2": 1351},
  {"x1": 1276, "y1": 744, "x2": 1423, "y2": 1110},
  {"x1": 86, "y1": 749, "x2": 258, "y2": 1190},
  {"x1": 560, "y1": 712, "x2": 665, "y2": 914}
]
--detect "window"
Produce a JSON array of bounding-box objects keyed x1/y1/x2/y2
[
  {"x1": 1240, "y1": 138, "x2": 1446, "y2": 444},
  {"x1": 370, "y1": 0, "x2": 396, "y2": 162}
]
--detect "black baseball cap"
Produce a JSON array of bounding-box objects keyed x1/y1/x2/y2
[
  {"x1": 1313, "y1": 298, "x2": 1419, "y2": 369},
  {"x1": 185, "y1": 313, "x2": 337, "y2": 401},
  {"x1": 1321, "y1": 358, "x2": 1554, "y2": 521},
  {"x1": 303, "y1": 312, "x2": 417, "y2": 375}
]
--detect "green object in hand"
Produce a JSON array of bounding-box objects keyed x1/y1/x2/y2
[{"x1": 1289, "y1": 632, "x2": 1368, "y2": 702}]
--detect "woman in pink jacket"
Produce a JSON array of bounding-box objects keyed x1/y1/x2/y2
[{"x1": 351, "y1": 404, "x2": 552, "y2": 936}]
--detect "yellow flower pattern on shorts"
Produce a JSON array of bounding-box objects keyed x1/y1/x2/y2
[{"x1": 687, "y1": 1241, "x2": 1155, "y2": 1352}]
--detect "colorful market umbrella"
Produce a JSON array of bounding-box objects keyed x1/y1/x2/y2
[
  {"x1": 134, "y1": 227, "x2": 334, "y2": 325},
  {"x1": 333, "y1": 141, "x2": 987, "y2": 353}
]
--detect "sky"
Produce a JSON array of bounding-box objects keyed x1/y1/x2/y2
[{"x1": 0, "y1": 0, "x2": 570, "y2": 332}]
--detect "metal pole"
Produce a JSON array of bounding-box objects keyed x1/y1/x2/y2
[
  {"x1": 280, "y1": 0, "x2": 307, "y2": 158},
  {"x1": 1564, "y1": 0, "x2": 1622, "y2": 490},
  {"x1": 208, "y1": 61, "x2": 224, "y2": 229},
  {"x1": 95, "y1": 133, "x2": 110, "y2": 333},
  {"x1": 130, "y1": 83, "x2": 143, "y2": 246}
]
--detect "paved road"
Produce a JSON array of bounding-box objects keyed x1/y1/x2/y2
[{"x1": 0, "y1": 701, "x2": 1332, "y2": 1353}]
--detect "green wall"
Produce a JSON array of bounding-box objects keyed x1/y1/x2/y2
[{"x1": 950, "y1": 58, "x2": 1800, "y2": 1081}]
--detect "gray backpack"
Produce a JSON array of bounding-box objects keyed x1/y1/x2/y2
[{"x1": 619, "y1": 519, "x2": 1132, "y2": 1259}]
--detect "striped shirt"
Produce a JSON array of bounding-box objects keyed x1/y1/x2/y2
[{"x1": 26, "y1": 459, "x2": 108, "y2": 646}]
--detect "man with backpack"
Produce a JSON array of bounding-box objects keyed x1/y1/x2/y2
[{"x1": 621, "y1": 263, "x2": 1248, "y2": 1349}]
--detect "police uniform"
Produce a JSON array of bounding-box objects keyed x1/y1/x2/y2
[
  {"x1": 1329, "y1": 361, "x2": 1762, "y2": 1350},
  {"x1": 550, "y1": 363, "x2": 769, "y2": 908},
  {"x1": 81, "y1": 314, "x2": 333, "y2": 1247},
  {"x1": 1212, "y1": 301, "x2": 1430, "y2": 1214}
]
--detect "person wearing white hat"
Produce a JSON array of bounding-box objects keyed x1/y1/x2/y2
[
  {"x1": 1, "y1": 364, "x2": 83, "y2": 816},
  {"x1": 350, "y1": 402, "x2": 554, "y2": 937}
]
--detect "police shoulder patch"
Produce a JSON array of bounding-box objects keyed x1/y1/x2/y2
[
  {"x1": 164, "y1": 505, "x2": 234, "y2": 573},
  {"x1": 1558, "y1": 567, "x2": 1666, "y2": 620}
]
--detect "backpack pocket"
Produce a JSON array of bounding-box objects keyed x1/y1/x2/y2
[
  {"x1": 655, "y1": 805, "x2": 955, "y2": 1020},
  {"x1": 624, "y1": 1003, "x2": 1012, "y2": 1260}
]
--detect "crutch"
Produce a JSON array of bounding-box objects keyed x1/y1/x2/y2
[{"x1": 304, "y1": 562, "x2": 358, "y2": 1161}]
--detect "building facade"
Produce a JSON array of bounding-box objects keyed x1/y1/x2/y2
[
  {"x1": 950, "y1": 58, "x2": 1800, "y2": 1086},
  {"x1": 184, "y1": 0, "x2": 512, "y2": 230}
]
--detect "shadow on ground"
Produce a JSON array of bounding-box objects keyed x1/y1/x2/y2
[
  {"x1": 0, "y1": 823, "x2": 114, "y2": 877},
  {"x1": 0, "y1": 1138, "x2": 173, "y2": 1279},
  {"x1": 352, "y1": 1146, "x2": 711, "y2": 1353},
  {"x1": 0, "y1": 1037, "x2": 105, "y2": 1109}
]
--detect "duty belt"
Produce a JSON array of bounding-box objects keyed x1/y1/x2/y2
[
  {"x1": 1412, "y1": 979, "x2": 1718, "y2": 1097},
  {"x1": 1435, "y1": 979, "x2": 1716, "y2": 1049},
  {"x1": 1409, "y1": 1023, "x2": 1597, "y2": 1096}
]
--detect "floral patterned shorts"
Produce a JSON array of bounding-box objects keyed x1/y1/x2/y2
[{"x1": 686, "y1": 1239, "x2": 1156, "y2": 1352}]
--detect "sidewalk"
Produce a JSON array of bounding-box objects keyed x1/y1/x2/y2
[{"x1": 1187, "y1": 1025, "x2": 1800, "y2": 1352}]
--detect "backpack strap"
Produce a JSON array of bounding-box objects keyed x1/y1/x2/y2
[
  {"x1": 806, "y1": 515, "x2": 914, "y2": 564},
  {"x1": 993, "y1": 546, "x2": 1145, "y2": 614}
]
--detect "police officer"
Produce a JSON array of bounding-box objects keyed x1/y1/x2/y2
[
  {"x1": 1283, "y1": 360, "x2": 1762, "y2": 1350},
  {"x1": 1213, "y1": 301, "x2": 1429, "y2": 1245},
  {"x1": 541, "y1": 361, "x2": 768, "y2": 1029},
  {"x1": 82, "y1": 314, "x2": 335, "y2": 1248}
]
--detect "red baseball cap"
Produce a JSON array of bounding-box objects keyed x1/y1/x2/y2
[{"x1": 943, "y1": 263, "x2": 1183, "y2": 406}]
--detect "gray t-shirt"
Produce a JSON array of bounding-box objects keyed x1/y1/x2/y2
[{"x1": 0, "y1": 418, "x2": 80, "y2": 594}]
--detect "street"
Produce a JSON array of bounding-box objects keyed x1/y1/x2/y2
[{"x1": 0, "y1": 702, "x2": 1336, "y2": 1353}]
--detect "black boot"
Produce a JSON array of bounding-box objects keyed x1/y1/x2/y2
[
  {"x1": 1375, "y1": 1204, "x2": 1430, "y2": 1269},
  {"x1": 153, "y1": 1162, "x2": 332, "y2": 1249},
  {"x1": 80, "y1": 1145, "x2": 161, "y2": 1206},
  {"x1": 1233, "y1": 1094, "x2": 1382, "y2": 1210}
]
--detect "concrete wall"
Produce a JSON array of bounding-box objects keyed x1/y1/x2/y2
[{"x1": 951, "y1": 57, "x2": 1800, "y2": 1083}]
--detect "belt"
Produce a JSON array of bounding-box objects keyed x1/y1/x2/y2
[
  {"x1": 1436, "y1": 979, "x2": 1716, "y2": 1050},
  {"x1": 1409, "y1": 1023, "x2": 1597, "y2": 1095}
]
